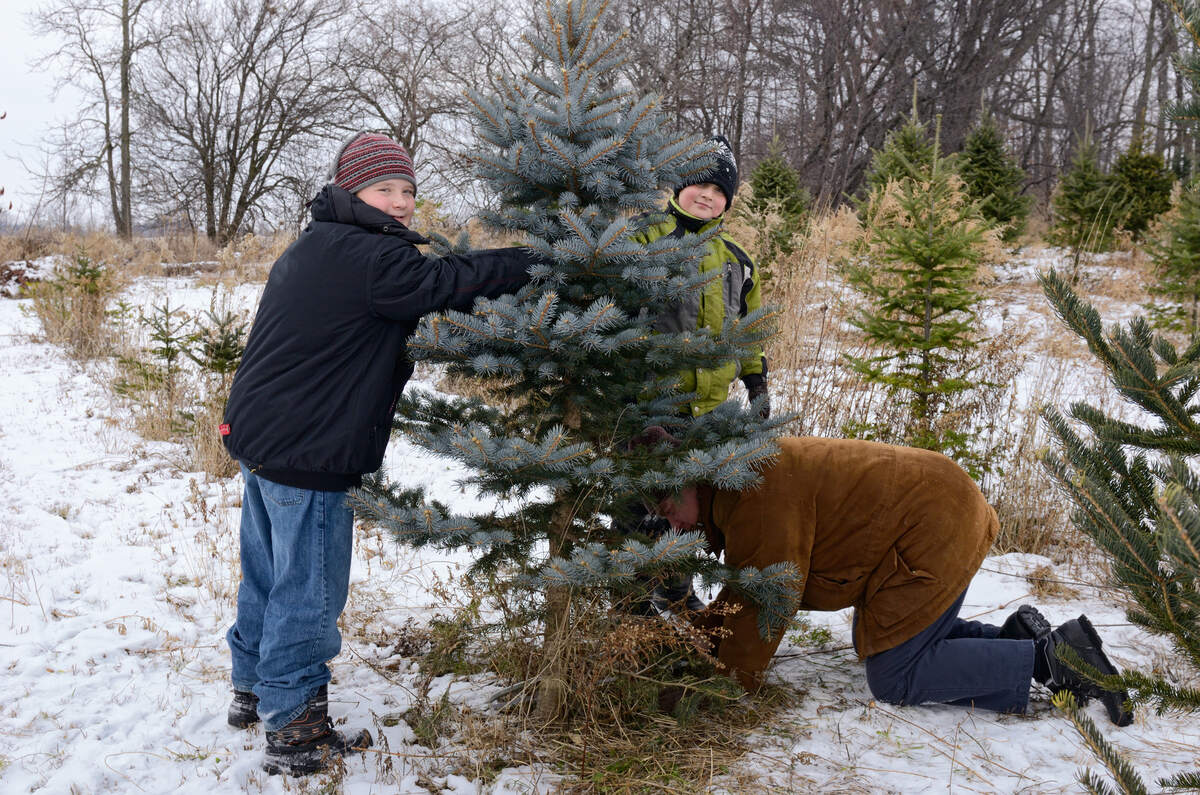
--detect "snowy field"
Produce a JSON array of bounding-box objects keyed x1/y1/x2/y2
[{"x1": 2, "y1": 256, "x2": 1198, "y2": 793}]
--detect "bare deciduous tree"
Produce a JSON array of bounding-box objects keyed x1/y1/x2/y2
[
  {"x1": 135, "y1": 0, "x2": 347, "y2": 243},
  {"x1": 32, "y1": 0, "x2": 164, "y2": 237}
]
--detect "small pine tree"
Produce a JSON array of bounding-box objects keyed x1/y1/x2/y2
[
  {"x1": 1147, "y1": 180, "x2": 1200, "y2": 332},
  {"x1": 747, "y1": 137, "x2": 810, "y2": 221},
  {"x1": 1110, "y1": 140, "x2": 1175, "y2": 239},
  {"x1": 846, "y1": 125, "x2": 993, "y2": 477},
  {"x1": 1040, "y1": 270, "x2": 1200, "y2": 792},
  {"x1": 741, "y1": 136, "x2": 810, "y2": 283},
  {"x1": 958, "y1": 113, "x2": 1031, "y2": 242},
  {"x1": 1050, "y1": 136, "x2": 1124, "y2": 252},
  {"x1": 863, "y1": 111, "x2": 938, "y2": 198},
  {"x1": 353, "y1": 0, "x2": 796, "y2": 720}
]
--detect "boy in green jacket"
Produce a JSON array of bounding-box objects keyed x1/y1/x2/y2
[{"x1": 631, "y1": 135, "x2": 769, "y2": 612}]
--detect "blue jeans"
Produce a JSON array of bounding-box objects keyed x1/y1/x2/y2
[
  {"x1": 226, "y1": 466, "x2": 354, "y2": 730},
  {"x1": 862, "y1": 591, "x2": 1034, "y2": 713}
]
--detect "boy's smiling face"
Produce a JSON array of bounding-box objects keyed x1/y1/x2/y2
[
  {"x1": 677, "y1": 182, "x2": 728, "y2": 220},
  {"x1": 356, "y1": 178, "x2": 416, "y2": 227}
]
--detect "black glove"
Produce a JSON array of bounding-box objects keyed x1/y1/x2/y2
[{"x1": 743, "y1": 374, "x2": 770, "y2": 419}]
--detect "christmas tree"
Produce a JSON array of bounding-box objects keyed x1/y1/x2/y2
[
  {"x1": 846, "y1": 122, "x2": 994, "y2": 478},
  {"x1": 1110, "y1": 140, "x2": 1175, "y2": 239},
  {"x1": 1050, "y1": 136, "x2": 1124, "y2": 252},
  {"x1": 1041, "y1": 270, "x2": 1200, "y2": 791},
  {"x1": 353, "y1": 0, "x2": 794, "y2": 720},
  {"x1": 1147, "y1": 180, "x2": 1200, "y2": 332},
  {"x1": 740, "y1": 136, "x2": 810, "y2": 283},
  {"x1": 958, "y1": 113, "x2": 1031, "y2": 243}
]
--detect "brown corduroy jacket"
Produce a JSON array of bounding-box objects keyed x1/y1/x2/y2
[{"x1": 695, "y1": 437, "x2": 998, "y2": 690}]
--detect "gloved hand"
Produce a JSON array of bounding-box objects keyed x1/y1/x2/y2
[{"x1": 743, "y1": 374, "x2": 770, "y2": 419}]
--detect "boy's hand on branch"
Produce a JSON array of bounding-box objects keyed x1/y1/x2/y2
[{"x1": 743, "y1": 374, "x2": 770, "y2": 419}]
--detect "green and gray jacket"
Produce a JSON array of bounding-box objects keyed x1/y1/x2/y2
[{"x1": 637, "y1": 198, "x2": 766, "y2": 416}]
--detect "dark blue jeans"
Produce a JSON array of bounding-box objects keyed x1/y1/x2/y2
[
  {"x1": 226, "y1": 466, "x2": 354, "y2": 730},
  {"x1": 862, "y1": 591, "x2": 1034, "y2": 713}
]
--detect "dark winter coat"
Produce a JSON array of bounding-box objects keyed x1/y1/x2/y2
[
  {"x1": 222, "y1": 184, "x2": 531, "y2": 490},
  {"x1": 634, "y1": 199, "x2": 766, "y2": 416},
  {"x1": 695, "y1": 437, "x2": 998, "y2": 690}
]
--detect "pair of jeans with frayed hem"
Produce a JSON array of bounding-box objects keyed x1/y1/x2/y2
[
  {"x1": 862, "y1": 590, "x2": 1035, "y2": 714},
  {"x1": 227, "y1": 465, "x2": 353, "y2": 731}
]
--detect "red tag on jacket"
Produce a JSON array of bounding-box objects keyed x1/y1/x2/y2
[{"x1": 219, "y1": 423, "x2": 231, "y2": 436}]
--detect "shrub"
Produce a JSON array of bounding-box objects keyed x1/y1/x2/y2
[{"x1": 24, "y1": 250, "x2": 121, "y2": 360}]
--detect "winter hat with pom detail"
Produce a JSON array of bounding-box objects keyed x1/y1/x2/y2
[
  {"x1": 675, "y1": 134, "x2": 738, "y2": 205},
  {"x1": 328, "y1": 132, "x2": 417, "y2": 195}
]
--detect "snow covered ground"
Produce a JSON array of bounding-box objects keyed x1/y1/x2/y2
[{"x1": 1, "y1": 257, "x2": 1197, "y2": 793}]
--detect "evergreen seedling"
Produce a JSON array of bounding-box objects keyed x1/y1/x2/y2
[
  {"x1": 1110, "y1": 141, "x2": 1174, "y2": 239},
  {"x1": 846, "y1": 122, "x2": 994, "y2": 477},
  {"x1": 1050, "y1": 136, "x2": 1124, "y2": 254},
  {"x1": 353, "y1": 0, "x2": 795, "y2": 720},
  {"x1": 1147, "y1": 180, "x2": 1200, "y2": 332},
  {"x1": 959, "y1": 113, "x2": 1031, "y2": 242},
  {"x1": 741, "y1": 136, "x2": 810, "y2": 284},
  {"x1": 1041, "y1": 269, "x2": 1200, "y2": 791}
]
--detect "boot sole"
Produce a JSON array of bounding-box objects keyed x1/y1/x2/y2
[
  {"x1": 1074, "y1": 615, "x2": 1134, "y2": 727},
  {"x1": 1054, "y1": 616, "x2": 1134, "y2": 727}
]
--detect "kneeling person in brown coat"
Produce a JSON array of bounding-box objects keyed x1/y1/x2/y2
[{"x1": 653, "y1": 436, "x2": 1132, "y2": 725}]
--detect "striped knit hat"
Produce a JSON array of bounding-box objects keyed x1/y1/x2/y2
[{"x1": 328, "y1": 132, "x2": 417, "y2": 195}]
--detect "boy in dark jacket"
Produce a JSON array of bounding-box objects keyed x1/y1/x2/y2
[{"x1": 220, "y1": 132, "x2": 532, "y2": 775}]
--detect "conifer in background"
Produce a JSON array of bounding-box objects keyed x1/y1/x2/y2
[
  {"x1": 862, "y1": 106, "x2": 939, "y2": 199},
  {"x1": 1110, "y1": 140, "x2": 1175, "y2": 239},
  {"x1": 741, "y1": 136, "x2": 810, "y2": 283},
  {"x1": 1040, "y1": 269, "x2": 1200, "y2": 792},
  {"x1": 845, "y1": 124, "x2": 994, "y2": 477},
  {"x1": 352, "y1": 0, "x2": 794, "y2": 720},
  {"x1": 958, "y1": 112, "x2": 1031, "y2": 243},
  {"x1": 1049, "y1": 136, "x2": 1124, "y2": 253},
  {"x1": 1147, "y1": 180, "x2": 1200, "y2": 332}
]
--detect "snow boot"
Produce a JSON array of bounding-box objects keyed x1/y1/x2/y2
[
  {"x1": 1035, "y1": 615, "x2": 1134, "y2": 727},
  {"x1": 997, "y1": 605, "x2": 1051, "y2": 641},
  {"x1": 228, "y1": 688, "x2": 260, "y2": 729},
  {"x1": 262, "y1": 686, "x2": 373, "y2": 776}
]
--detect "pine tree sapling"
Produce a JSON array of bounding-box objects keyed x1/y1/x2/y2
[
  {"x1": 1147, "y1": 180, "x2": 1200, "y2": 332},
  {"x1": 1050, "y1": 136, "x2": 1124, "y2": 253},
  {"x1": 740, "y1": 136, "x2": 810, "y2": 284},
  {"x1": 1110, "y1": 141, "x2": 1174, "y2": 239},
  {"x1": 1041, "y1": 269, "x2": 1200, "y2": 693},
  {"x1": 863, "y1": 110, "x2": 938, "y2": 199},
  {"x1": 846, "y1": 123, "x2": 995, "y2": 477},
  {"x1": 352, "y1": 0, "x2": 794, "y2": 718},
  {"x1": 959, "y1": 113, "x2": 1031, "y2": 243}
]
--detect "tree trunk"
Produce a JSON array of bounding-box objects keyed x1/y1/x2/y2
[
  {"x1": 118, "y1": 0, "x2": 133, "y2": 239},
  {"x1": 533, "y1": 398, "x2": 582, "y2": 723}
]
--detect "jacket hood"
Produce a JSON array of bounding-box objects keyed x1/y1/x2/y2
[{"x1": 310, "y1": 183, "x2": 429, "y2": 244}]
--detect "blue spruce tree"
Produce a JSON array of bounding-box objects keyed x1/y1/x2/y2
[{"x1": 353, "y1": 0, "x2": 796, "y2": 719}]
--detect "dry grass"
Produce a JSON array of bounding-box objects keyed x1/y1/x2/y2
[{"x1": 24, "y1": 250, "x2": 125, "y2": 360}]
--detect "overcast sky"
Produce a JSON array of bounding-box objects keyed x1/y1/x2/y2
[{"x1": 1, "y1": 0, "x2": 82, "y2": 222}]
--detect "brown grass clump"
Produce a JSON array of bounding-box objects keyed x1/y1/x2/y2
[
  {"x1": 343, "y1": 563, "x2": 801, "y2": 791},
  {"x1": 1026, "y1": 563, "x2": 1082, "y2": 600},
  {"x1": 24, "y1": 249, "x2": 125, "y2": 360}
]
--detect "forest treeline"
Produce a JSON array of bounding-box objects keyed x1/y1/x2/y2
[{"x1": 17, "y1": 0, "x2": 1194, "y2": 243}]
